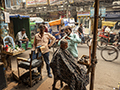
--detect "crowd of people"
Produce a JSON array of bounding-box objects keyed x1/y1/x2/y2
[{"x1": 15, "y1": 23, "x2": 89, "y2": 89}]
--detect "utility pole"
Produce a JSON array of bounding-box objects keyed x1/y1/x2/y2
[{"x1": 90, "y1": 0, "x2": 99, "y2": 90}]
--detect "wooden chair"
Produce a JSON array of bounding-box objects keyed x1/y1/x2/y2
[{"x1": 17, "y1": 46, "x2": 43, "y2": 87}]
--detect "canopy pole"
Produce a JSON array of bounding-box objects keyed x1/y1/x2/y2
[{"x1": 90, "y1": 0, "x2": 99, "y2": 90}]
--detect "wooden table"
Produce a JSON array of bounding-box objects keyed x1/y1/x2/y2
[{"x1": 2, "y1": 49, "x2": 25, "y2": 70}]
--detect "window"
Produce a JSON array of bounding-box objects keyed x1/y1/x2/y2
[
  {"x1": 80, "y1": 17, "x2": 83, "y2": 24},
  {"x1": 5, "y1": 0, "x2": 11, "y2": 8},
  {"x1": 85, "y1": 18, "x2": 89, "y2": 28}
]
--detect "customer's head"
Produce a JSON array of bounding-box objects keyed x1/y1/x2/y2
[
  {"x1": 80, "y1": 23, "x2": 82, "y2": 27},
  {"x1": 21, "y1": 28, "x2": 26, "y2": 34},
  {"x1": 64, "y1": 26, "x2": 72, "y2": 36},
  {"x1": 39, "y1": 25, "x2": 45, "y2": 37},
  {"x1": 60, "y1": 39, "x2": 68, "y2": 50}
]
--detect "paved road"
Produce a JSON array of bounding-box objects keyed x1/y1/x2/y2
[{"x1": 7, "y1": 44, "x2": 120, "y2": 90}]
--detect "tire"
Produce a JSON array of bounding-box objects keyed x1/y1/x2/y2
[
  {"x1": 97, "y1": 38, "x2": 108, "y2": 49},
  {"x1": 101, "y1": 46, "x2": 118, "y2": 62},
  {"x1": 117, "y1": 45, "x2": 120, "y2": 51},
  {"x1": 87, "y1": 39, "x2": 91, "y2": 47}
]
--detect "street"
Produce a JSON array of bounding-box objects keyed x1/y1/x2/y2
[{"x1": 4, "y1": 44, "x2": 120, "y2": 90}]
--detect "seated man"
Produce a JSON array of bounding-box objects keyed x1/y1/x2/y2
[
  {"x1": 16, "y1": 28, "x2": 30, "y2": 49},
  {"x1": 50, "y1": 39, "x2": 89, "y2": 90}
]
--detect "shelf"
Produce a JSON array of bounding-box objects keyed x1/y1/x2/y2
[{"x1": 2, "y1": 49, "x2": 25, "y2": 56}]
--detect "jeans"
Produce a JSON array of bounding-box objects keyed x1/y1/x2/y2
[
  {"x1": 80, "y1": 33, "x2": 85, "y2": 43},
  {"x1": 37, "y1": 52, "x2": 51, "y2": 75},
  {"x1": 18, "y1": 41, "x2": 29, "y2": 48}
]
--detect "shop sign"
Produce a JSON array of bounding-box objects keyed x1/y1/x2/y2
[
  {"x1": 90, "y1": 7, "x2": 106, "y2": 17},
  {"x1": 77, "y1": 12, "x2": 90, "y2": 16},
  {"x1": 26, "y1": 0, "x2": 48, "y2": 7},
  {"x1": 69, "y1": 0, "x2": 74, "y2": 3},
  {"x1": 49, "y1": 0, "x2": 63, "y2": 5},
  {"x1": 106, "y1": 11, "x2": 120, "y2": 18}
]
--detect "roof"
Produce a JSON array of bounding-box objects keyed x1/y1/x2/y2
[
  {"x1": 9, "y1": 14, "x2": 30, "y2": 18},
  {"x1": 30, "y1": 17, "x2": 44, "y2": 22}
]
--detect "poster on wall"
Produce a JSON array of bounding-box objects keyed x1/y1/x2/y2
[
  {"x1": 26, "y1": 0, "x2": 48, "y2": 7},
  {"x1": 49, "y1": 0, "x2": 64, "y2": 5}
]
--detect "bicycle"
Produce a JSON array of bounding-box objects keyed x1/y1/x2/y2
[
  {"x1": 101, "y1": 44, "x2": 120, "y2": 62},
  {"x1": 97, "y1": 31, "x2": 120, "y2": 49}
]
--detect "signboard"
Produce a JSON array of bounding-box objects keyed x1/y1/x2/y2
[
  {"x1": 90, "y1": 7, "x2": 106, "y2": 17},
  {"x1": 77, "y1": 12, "x2": 90, "y2": 16},
  {"x1": 69, "y1": 0, "x2": 74, "y2": 3},
  {"x1": 26, "y1": 0, "x2": 48, "y2": 7},
  {"x1": 49, "y1": 0, "x2": 63, "y2": 5},
  {"x1": 106, "y1": 11, "x2": 120, "y2": 18}
]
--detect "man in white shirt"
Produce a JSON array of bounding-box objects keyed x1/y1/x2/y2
[
  {"x1": 105, "y1": 26, "x2": 111, "y2": 33},
  {"x1": 16, "y1": 28, "x2": 29, "y2": 49}
]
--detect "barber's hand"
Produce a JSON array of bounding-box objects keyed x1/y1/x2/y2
[{"x1": 65, "y1": 36, "x2": 70, "y2": 40}]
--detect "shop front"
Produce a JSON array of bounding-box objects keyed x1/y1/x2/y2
[
  {"x1": 90, "y1": 7, "x2": 106, "y2": 33},
  {"x1": 77, "y1": 12, "x2": 91, "y2": 34},
  {"x1": 105, "y1": 11, "x2": 120, "y2": 21}
]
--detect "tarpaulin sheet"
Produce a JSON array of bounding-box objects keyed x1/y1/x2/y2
[{"x1": 50, "y1": 48, "x2": 89, "y2": 90}]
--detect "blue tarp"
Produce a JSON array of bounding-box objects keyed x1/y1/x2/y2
[{"x1": 9, "y1": 14, "x2": 30, "y2": 18}]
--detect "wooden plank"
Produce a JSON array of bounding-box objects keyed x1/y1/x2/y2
[
  {"x1": 17, "y1": 57, "x2": 28, "y2": 61},
  {"x1": 2, "y1": 49, "x2": 25, "y2": 56},
  {"x1": 13, "y1": 69, "x2": 28, "y2": 81},
  {"x1": 12, "y1": 49, "x2": 25, "y2": 56}
]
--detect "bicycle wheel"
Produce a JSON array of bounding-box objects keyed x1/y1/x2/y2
[
  {"x1": 87, "y1": 38, "x2": 92, "y2": 47},
  {"x1": 97, "y1": 38, "x2": 108, "y2": 49},
  {"x1": 101, "y1": 46, "x2": 118, "y2": 62}
]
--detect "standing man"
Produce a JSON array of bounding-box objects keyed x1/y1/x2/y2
[
  {"x1": 78, "y1": 23, "x2": 85, "y2": 43},
  {"x1": 16, "y1": 28, "x2": 29, "y2": 49},
  {"x1": 58, "y1": 26, "x2": 81, "y2": 59},
  {"x1": 42, "y1": 22, "x2": 48, "y2": 32},
  {"x1": 33, "y1": 25, "x2": 56, "y2": 78}
]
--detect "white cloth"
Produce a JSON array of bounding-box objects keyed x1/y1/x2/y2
[
  {"x1": 3, "y1": 11, "x2": 10, "y2": 23},
  {"x1": 105, "y1": 27, "x2": 111, "y2": 32},
  {"x1": 51, "y1": 25, "x2": 58, "y2": 32},
  {"x1": 16, "y1": 31, "x2": 27, "y2": 41}
]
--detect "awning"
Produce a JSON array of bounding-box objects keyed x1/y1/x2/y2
[
  {"x1": 49, "y1": 19, "x2": 62, "y2": 26},
  {"x1": 9, "y1": 14, "x2": 30, "y2": 18},
  {"x1": 105, "y1": 17, "x2": 120, "y2": 21}
]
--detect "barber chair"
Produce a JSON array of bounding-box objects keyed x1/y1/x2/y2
[{"x1": 17, "y1": 46, "x2": 43, "y2": 87}]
